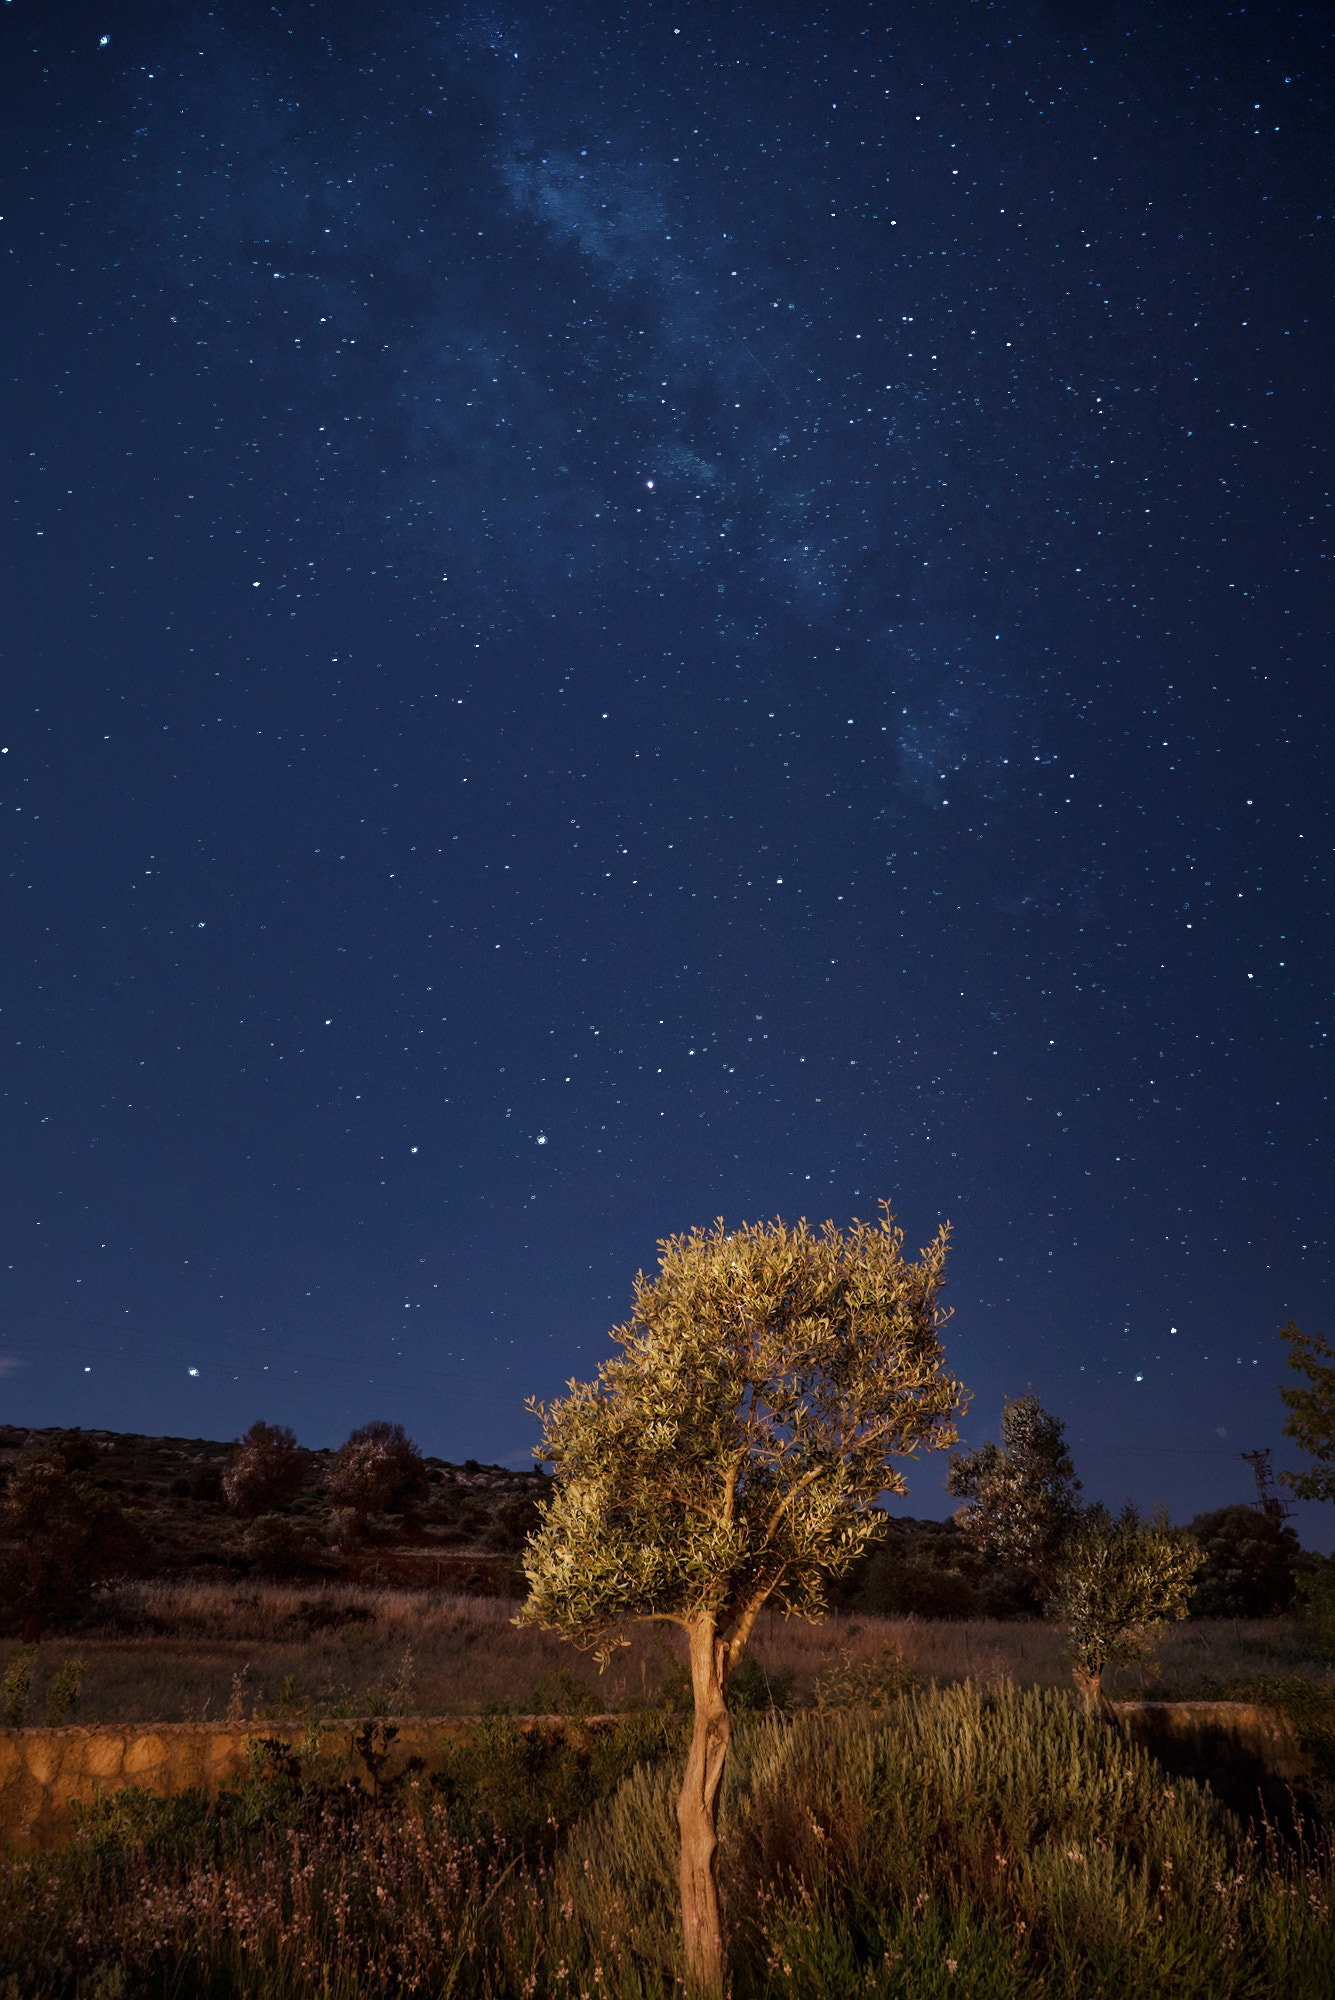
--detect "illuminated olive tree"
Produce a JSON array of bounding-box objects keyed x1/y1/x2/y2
[
  {"x1": 1049, "y1": 1502, "x2": 1202, "y2": 1719},
  {"x1": 517, "y1": 1208, "x2": 965, "y2": 1994}
]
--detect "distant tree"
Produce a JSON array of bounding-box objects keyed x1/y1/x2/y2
[
  {"x1": 1277, "y1": 1320, "x2": 1335, "y2": 1504},
  {"x1": 1187, "y1": 1503, "x2": 1301, "y2": 1618},
  {"x1": 518, "y1": 1208, "x2": 966, "y2": 1995},
  {"x1": 327, "y1": 1420, "x2": 428, "y2": 1523},
  {"x1": 1049, "y1": 1502, "x2": 1202, "y2": 1718},
  {"x1": 223, "y1": 1420, "x2": 306, "y2": 1518},
  {"x1": 0, "y1": 1432, "x2": 145, "y2": 1640},
  {"x1": 948, "y1": 1393, "x2": 1083, "y2": 1608}
]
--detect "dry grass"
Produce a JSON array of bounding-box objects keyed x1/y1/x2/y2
[{"x1": 8, "y1": 1580, "x2": 1329, "y2": 1726}]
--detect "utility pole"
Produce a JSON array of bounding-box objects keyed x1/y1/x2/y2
[{"x1": 1238, "y1": 1448, "x2": 1294, "y2": 1522}]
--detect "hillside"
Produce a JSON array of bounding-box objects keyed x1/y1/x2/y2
[{"x1": 0, "y1": 1423, "x2": 546, "y2": 1597}]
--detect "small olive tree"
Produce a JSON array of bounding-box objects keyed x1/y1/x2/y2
[
  {"x1": 518, "y1": 1208, "x2": 965, "y2": 1994},
  {"x1": 1049, "y1": 1502, "x2": 1202, "y2": 1718}
]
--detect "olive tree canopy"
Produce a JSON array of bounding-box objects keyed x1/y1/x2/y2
[
  {"x1": 518, "y1": 1207, "x2": 965, "y2": 1993},
  {"x1": 1049, "y1": 1502, "x2": 1202, "y2": 1718}
]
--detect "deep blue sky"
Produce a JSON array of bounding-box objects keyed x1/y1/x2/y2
[{"x1": 2, "y1": 1, "x2": 1330, "y2": 1543}]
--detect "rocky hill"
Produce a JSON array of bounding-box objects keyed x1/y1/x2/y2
[{"x1": 0, "y1": 1423, "x2": 547, "y2": 1597}]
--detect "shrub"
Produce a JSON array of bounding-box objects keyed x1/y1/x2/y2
[
  {"x1": 1, "y1": 1645, "x2": 35, "y2": 1727},
  {"x1": 835, "y1": 1514, "x2": 1009, "y2": 1619},
  {"x1": 44, "y1": 1657, "x2": 87, "y2": 1724},
  {"x1": 1295, "y1": 1552, "x2": 1335, "y2": 1659},
  {"x1": 244, "y1": 1513, "x2": 322, "y2": 1579}
]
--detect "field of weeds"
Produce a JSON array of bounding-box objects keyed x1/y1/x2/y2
[
  {"x1": 8, "y1": 1580, "x2": 1332, "y2": 1728},
  {"x1": 1, "y1": 1680, "x2": 1331, "y2": 1998}
]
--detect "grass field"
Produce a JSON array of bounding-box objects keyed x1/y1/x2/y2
[{"x1": 8, "y1": 1580, "x2": 1332, "y2": 1726}]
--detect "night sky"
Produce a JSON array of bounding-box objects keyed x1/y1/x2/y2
[{"x1": 2, "y1": 1, "x2": 1330, "y2": 1543}]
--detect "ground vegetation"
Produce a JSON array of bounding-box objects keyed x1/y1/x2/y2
[{"x1": 1, "y1": 1680, "x2": 1329, "y2": 1998}]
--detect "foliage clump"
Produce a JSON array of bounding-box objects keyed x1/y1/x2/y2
[
  {"x1": 1187, "y1": 1502, "x2": 1302, "y2": 1618},
  {"x1": 243, "y1": 1513, "x2": 323, "y2": 1579}
]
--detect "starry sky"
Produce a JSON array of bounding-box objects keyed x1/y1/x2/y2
[{"x1": 1, "y1": 0, "x2": 1330, "y2": 1541}]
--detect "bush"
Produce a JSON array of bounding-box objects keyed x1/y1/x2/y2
[
  {"x1": 44, "y1": 1658, "x2": 87, "y2": 1724},
  {"x1": 244, "y1": 1514, "x2": 322, "y2": 1580},
  {"x1": 833, "y1": 1514, "x2": 1002, "y2": 1619},
  {"x1": 1, "y1": 1645, "x2": 35, "y2": 1727},
  {"x1": 1295, "y1": 1553, "x2": 1335, "y2": 1659}
]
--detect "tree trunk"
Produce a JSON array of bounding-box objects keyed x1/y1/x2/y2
[
  {"x1": 1072, "y1": 1664, "x2": 1114, "y2": 1722},
  {"x1": 677, "y1": 1620, "x2": 731, "y2": 1995},
  {"x1": 21, "y1": 1609, "x2": 45, "y2": 1644}
]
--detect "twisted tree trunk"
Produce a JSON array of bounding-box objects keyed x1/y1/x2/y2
[{"x1": 677, "y1": 1620, "x2": 731, "y2": 1995}]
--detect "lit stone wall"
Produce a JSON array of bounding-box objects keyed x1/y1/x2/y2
[
  {"x1": 0, "y1": 1714, "x2": 608, "y2": 1851},
  {"x1": 0, "y1": 1701, "x2": 1311, "y2": 1851}
]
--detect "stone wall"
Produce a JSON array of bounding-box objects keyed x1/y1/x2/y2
[
  {"x1": 1, "y1": 1701, "x2": 1313, "y2": 1853},
  {"x1": 1110, "y1": 1698, "x2": 1313, "y2": 1817},
  {"x1": 1111, "y1": 1699, "x2": 1311, "y2": 1781},
  {"x1": 0, "y1": 1714, "x2": 610, "y2": 1852}
]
